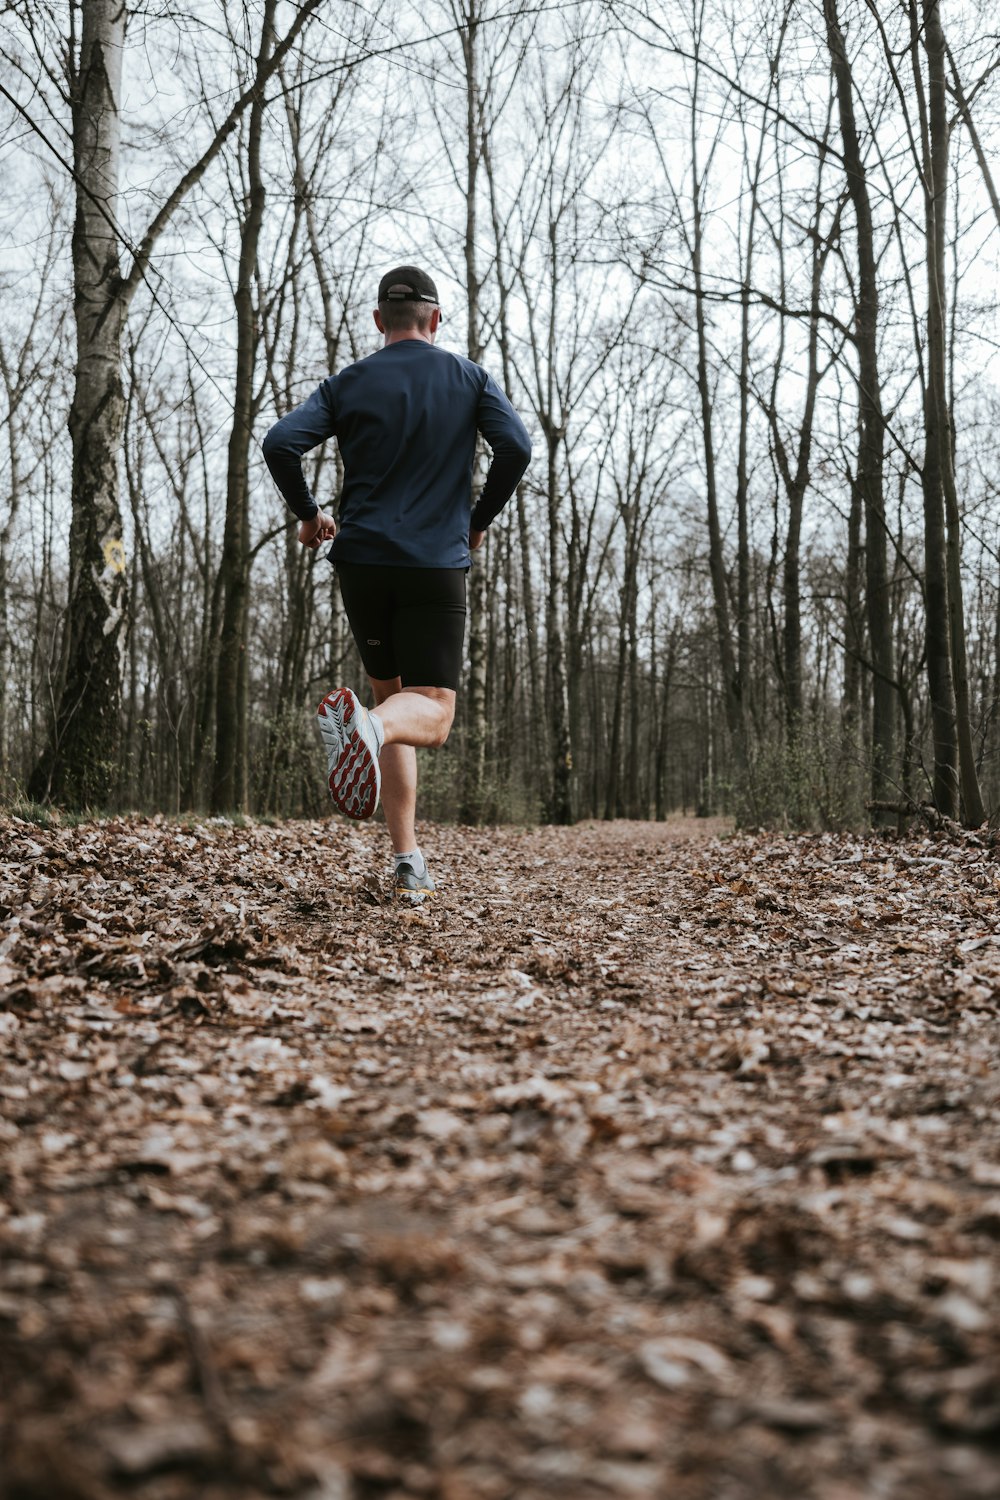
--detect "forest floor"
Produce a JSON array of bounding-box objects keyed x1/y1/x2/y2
[{"x1": 1, "y1": 813, "x2": 999, "y2": 1500}]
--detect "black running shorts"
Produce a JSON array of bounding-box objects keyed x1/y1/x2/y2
[{"x1": 335, "y1": 562, "x2": 467, "y2": 691}]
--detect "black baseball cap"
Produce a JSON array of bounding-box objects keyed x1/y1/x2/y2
[{"x1": 377, "y1": 265, "x2": 440, "y2": 306}]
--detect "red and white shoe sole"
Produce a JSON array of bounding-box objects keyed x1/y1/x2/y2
[{"x1": 317, "y1": 688, "x2": 380, "y2": 819}]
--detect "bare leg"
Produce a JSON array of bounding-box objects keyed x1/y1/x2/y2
[{"x1": 368, "y1": 678, "x2": 455, "y2": 853}]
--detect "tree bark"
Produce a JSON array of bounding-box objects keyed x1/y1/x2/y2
[
  {"x1": 921, "y1": 0, "x2": 984, "y2": 824},
  {"x1": 29, "y1": 0, "x2": 128, "y2": 806},
  {"x1": 25, "y1": 0, "x2": 322, "y2": 808},
  {"x1": 457, "y1": 1, "x2": 490, "y2": 824},
  {"x1": 0, "y1": 338, "x2": 25, "y2": 785},
  {"x1": 688, "y1": 46, "x2": 746, "y2": 773},
  {"x1": 842, "y1": 446, "x2": 864, "y2": 789},
  {"x1": 123, "y1": 383, "x2": 184, "y2": 809},
  {"x1": 768, "y1": 153, "x2": 834, "y2": 766},
  {"x1": 212, "y1": 3, "x2": 275, "y2": 813},
  {"x1": 654, "y1": 618, "x2": 678, "y2": 822},
  {"x1": 546, "y1": 426, "x2": 574, "y2": 824},
  {"x1": 483, "y1": 133, "x2": 545, "y2": 778},
  {"x1": 824, "y1": 0, "x2": 897, "y2": 819}
]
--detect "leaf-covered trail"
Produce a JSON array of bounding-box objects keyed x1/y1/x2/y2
[{"x1": 1, "y1": 816, "x2": 999, "y2": 1499}]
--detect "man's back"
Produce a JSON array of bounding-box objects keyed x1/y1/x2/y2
[{"x1": 263, "y1": 338, "x2": 530, "y2": 568}]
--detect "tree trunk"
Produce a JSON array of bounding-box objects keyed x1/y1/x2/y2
[
  {"x1": 841, "y1": 448, "x2": 864, "y2": 815},
  {"x1": 546, "y1": 430, "x2": 573, "y2": 824},
  {"x1": 771, "y1": 156, "x2": 833, "y2": 776},
  {"x1": 736, "y1": 115, "x2": 768, "y2": 743},
  {"x1": 604, "y1": 578, "x2": 628, "y2": 820},
  {"x1": 29, "y1": 0, "x2": 128, "y2": 807},
  {"x1": 24, "y1": 0, "x2": 322, "y2": 809},
  {"x1": 654, "y1": 621, "x2": 677, "y2": 822},
  {"x1": 484, "y1": 139, "x2": 544, "y2": 774},
  {"x1": 824, "y1": 0, "x2": 897, "y2": 819},
  {"x1": 212, "y1": 3, "x2": 275, "y2": 813},
  {"x1": 922, "y1": 0, "x2": 984, "y2": 824},
  {"x1": 0, "y1": 356, "x2": 23, "y2": 786},
  {"x1": 626, "y1": 551, "x2": 641, "y2": 817},
  {"x1": 689, "y1": 96, "x2": 745, "y2": 769},
  {"x1": 124, "y1": 420, "x2": 183, "y2": 807},
  {"x1": 458, "y1": 2, "x2": 490, "y2": 824}
]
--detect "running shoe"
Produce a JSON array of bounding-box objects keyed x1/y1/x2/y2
[
  {"x1": 393, "y1": 861, "x2": 436, "y2": 903},
  {"x1": 317, "y1": 687, "x2": 383, "y2": 819}
]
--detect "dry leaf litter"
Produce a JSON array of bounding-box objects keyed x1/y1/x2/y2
[{"x1": 1, "y1": 815, "x2": 998, "y2": 1500}]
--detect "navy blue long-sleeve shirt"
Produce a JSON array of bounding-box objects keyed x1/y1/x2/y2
[{"x1": 262, "y1": 339, "x2": 531, "y2": 568}]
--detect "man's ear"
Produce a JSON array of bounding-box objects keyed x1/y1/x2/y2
[
  {"x1": 373, "y1": 308, "x2": 386, "y2": 334},
  {"x1": 429, "y1": 307, "x2": 441, "y2": 335}
]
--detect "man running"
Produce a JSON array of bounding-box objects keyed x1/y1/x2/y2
[{"x1": 262, "y1": 266, "x2": 531, "y2": 900}]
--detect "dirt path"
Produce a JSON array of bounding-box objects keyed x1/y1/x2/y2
[{"x1": 1, "y1": 815, "x2": 999, "y2": 1499}]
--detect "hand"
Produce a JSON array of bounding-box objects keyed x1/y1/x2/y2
[
  {"x1": 298, "y1": 510, "x2": 336, "y2": 549},
  {"x1": 469, "y1": 528, "x2": 486, "y2": 551}
]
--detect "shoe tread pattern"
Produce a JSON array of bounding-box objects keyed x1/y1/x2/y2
[{"x1": 318, "y1": 688, "x2": 379, "y2": 819}]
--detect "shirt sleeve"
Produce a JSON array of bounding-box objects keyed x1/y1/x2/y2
[
  {"x1": 261, "y1": 380, "x2": 337, "y2": 522},
  {"x1": 471, "y1": 373, "x2": 532, "y2": 531}
]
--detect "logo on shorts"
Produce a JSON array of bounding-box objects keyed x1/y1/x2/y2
[{"x1": 367, "y1": 638, "x2": 381, "y2": 645}]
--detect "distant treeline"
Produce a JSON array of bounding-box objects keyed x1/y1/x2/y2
[{"x1": 3, "y1": 0, "x2": 1000, "y2": 827}]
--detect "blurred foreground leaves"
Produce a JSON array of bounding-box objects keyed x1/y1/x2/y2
[{"x1": 1, "y1": 815, "x2": 999, "y2": 1498}]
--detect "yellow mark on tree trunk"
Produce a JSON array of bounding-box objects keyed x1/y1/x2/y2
[{"x1": 103, "y1": 538, "x2": 126, "y2": 574}]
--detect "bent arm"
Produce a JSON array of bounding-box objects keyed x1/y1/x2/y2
[
  {"x1": 261, "y1": 380, "x2": 336, "y2": 521},
  {"x1": 471, "y1": 374, "x2": 532, "y2": 532}
]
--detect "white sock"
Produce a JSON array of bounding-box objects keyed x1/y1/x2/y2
[
  {"x1": 394, "y1": 848, "x2": 425, "y2": 877},
  {"x1": 368, "y1": 709, "x2": 385, "y2": 754}
]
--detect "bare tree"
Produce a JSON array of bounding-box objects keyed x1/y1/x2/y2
[
  {"x1": 0, "y1": 198, "x2": 66, "y2": 789},
  {"x1": 12, "y1": 0, "x2": 323, "y2": 805},
  {"x1": 823, "y1": 0, "x2": 898, "y2": 818},
  {"x1": 912, "y1": 0, "x2": 985, "y2": 823},
  {"x1": 212, "y1": 1, "x2": 277, "y2": 813}
]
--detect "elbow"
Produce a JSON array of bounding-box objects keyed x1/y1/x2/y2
[
  {"x1": 262, "y1": 420, "x2": 298, "y2": 469},
  {"x1": 504, "y1": 430, "x2": 531, "y2": 474},
  {"x1": 261, "y1": 426, "x2": 282, "y2": 466}
]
